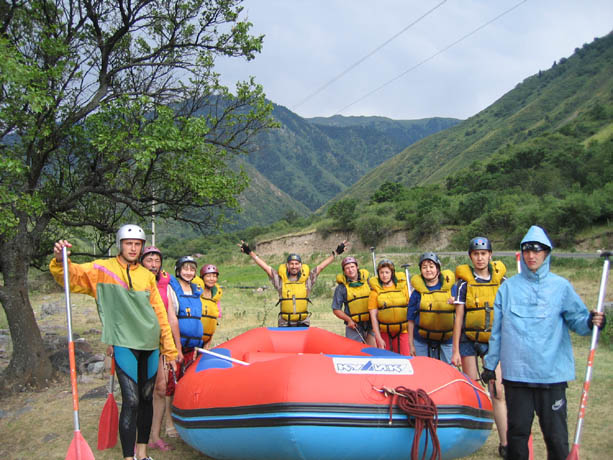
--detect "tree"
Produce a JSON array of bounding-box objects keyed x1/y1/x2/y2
[
  {"x1": 327, "y1": 198, "x2": 358, "y2": 230},
  {"x1": 0, "y1": 0, "x2": 275, "y2": 389},
  {"x1": 370, "y1": 181, "x2": 406, "y2": 204}
]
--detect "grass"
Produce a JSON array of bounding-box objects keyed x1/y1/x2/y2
[{"x1": 0, "y1": 253, "x2": 611, "y2": 459}]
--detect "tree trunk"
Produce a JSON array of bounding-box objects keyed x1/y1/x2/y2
[{"x1": 0, "y1": 237, "x2": 55, "y2": 390}]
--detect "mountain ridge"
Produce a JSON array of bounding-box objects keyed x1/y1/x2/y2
[
  {"x1": 336, "y1": 31, "x2": 613, "y2": 200},
  {"x1": 244, "y1": 105, "x2": 459, "y2": 210}
]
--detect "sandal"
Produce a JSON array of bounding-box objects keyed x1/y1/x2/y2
[
  {"x1": 148, "y1": 439, "x2": 174, "y2": 451},
  {"x1": 165, "y1": 425, "x2": 179, "y2": 438}
]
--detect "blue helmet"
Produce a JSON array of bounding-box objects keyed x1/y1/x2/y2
[{"x1": 469, "y1": 237, "x2": 492, "y2": 254}]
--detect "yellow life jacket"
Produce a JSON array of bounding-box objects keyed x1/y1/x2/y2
[
  {"x1": 277, "y1": 263, "x2": 311, "y2": 323},
  {"x1": 411, "y1": 270, "x2": 456, "y2": 342},
  {"x1": 200, "y1": 284, "x2": 222, "y2": 344},
  {"x1": 368, "y1": 272, "x2": 409, "y2": 336},
  {"x1": 455, "y1": 261, "x2": 506, "y2": 343},
  {"x1": 336, "y1": 269, "x2": 371, "y2": 323}
]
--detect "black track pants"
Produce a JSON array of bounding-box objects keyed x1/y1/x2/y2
[
  {"x1": 504, "y1": 383, "x2": 569, "y2": 460},
  {"x1": 115, "y1": 348, "x2": 157, "y2": 458}
]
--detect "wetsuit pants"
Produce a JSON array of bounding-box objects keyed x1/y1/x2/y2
[
  {"x1": 504, "y1": 382, "x2": 569, "y2": 460},
  {"x1": 114, "y1": 346, "x2": 158, "y2": 458}
]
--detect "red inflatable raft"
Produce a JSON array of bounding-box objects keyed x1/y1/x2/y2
[{"x1": 173, "y1": 327, "x2": 493, "y2": 460}]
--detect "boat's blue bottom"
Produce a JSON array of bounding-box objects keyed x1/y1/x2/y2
[{"x1": 174, "y1": 410, "x2": 492, "y2": 460}]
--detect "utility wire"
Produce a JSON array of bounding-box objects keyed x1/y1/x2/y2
[
  {"x1": 335, "y1": 0, "x2": 528, "y2": 115},
  {"x1": 291, "y1": 0, "x2": 448, "y2": 111}
]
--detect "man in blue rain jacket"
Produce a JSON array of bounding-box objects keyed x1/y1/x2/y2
[{"x1": 483, "y1": 225, "x2": 605, "y2": 460}]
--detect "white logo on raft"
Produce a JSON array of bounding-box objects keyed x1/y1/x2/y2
[{"x1": 332, "y1": 357, "x2": 414, "y2": 375}]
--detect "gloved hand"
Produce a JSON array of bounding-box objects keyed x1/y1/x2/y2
[
  {"x1": 588, "y1": 311, "x2": 606, "y2": 330},
  {"x1": 481, "y1": 368, "x2": 496, "y2": 385},
  {"x1": 335, "y1": 242, "x2": 345, "y2": 255},
  {"x1": 240, "y1": 241, "x2": 251, "y2": 255}
]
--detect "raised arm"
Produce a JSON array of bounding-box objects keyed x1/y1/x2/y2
[
  {"x1": 49, "y1": 239, "x2": 95, "y2": 297},
  {"x1": 239, "y1": 240, "x2": 273, "y2": 278},
  {"x1": 315, "y1": 240, "x2": 349, "y2": 275}
]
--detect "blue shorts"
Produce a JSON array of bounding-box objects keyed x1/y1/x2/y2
[
  {"x1": 460, "y1": 340, "x2": 489, "y2": 357},
  {"x1": 414, "y1": 338, "x2": 452, "y2": 364}
]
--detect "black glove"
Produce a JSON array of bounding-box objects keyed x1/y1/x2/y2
[
  {"x1": 588, "y1": 311, "x2": 606, "y2": 330},
  {"x1": 481, "y1": 368, "x2": 496, "y2": 385},
  {"x1": 240, "y1": 241, "x2": 251, "y2": 255},
  {"x1": 335, "y1": 242, "x2": 345, "y2": 255}
]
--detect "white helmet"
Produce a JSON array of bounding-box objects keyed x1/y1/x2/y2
[{"x1": 116, "y1": 224, "x2": 146, "y2": 251}]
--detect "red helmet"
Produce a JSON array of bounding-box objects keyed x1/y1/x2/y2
[
  {"x1": 140, "y1": 246, "x2": 162, "y2": 263},
  {"x1": 200, "y1": 264, "x2": 219, "y2": 277},
  {"x1": 341, "y1": 256, "x2": 358, "y2": 269}
]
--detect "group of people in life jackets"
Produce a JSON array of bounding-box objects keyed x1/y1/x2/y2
[
  {"x1": 51, "y1": 224, "x2": 606, "y2": 460},
  {"x1": 239, "y1": 236, "x2": 511, "y2": 455},
  {"x1": 241, "y1": 229, "x2": 607, "y2": 460}
]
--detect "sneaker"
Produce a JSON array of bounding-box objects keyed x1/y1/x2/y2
[{"x1": 498, "y1": 444, "x2": 508, "y2": 459}]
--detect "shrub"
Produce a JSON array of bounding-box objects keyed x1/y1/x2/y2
[
  {"x1": 354, "y1": 214, "x2": 396, "y2": 247},
  {"x1": 370, "y1": 181, "x2": 407, "y2": 204},
  {"x1": 327, "y1": 198, "x2": 358, "y2": 231}
]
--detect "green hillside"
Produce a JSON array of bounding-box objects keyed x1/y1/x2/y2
[
  {"x1": 231, "y1": 161, "x2": 311, "y2": 228},
  {"x1": 245, "y1": 106, "x2": 459, "y2": 210},
  {"x1": 312, "y1": 32, "x2": 613, "y2": 249},
  {"x1": 341, "y1": 32, "x2": 613, "y2": 199}
]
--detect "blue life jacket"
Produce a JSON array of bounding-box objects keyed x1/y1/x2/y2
[{"x1": 169, "y1": 276, "x2": 204, "y2": 349}]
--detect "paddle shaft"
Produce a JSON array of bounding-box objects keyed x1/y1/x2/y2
[
  {"x1": 370, "y1": 247, "x2": 376, "y2": 274},
  {"x1": 62, "y1": 247, "x2": 81, "y2": 432},
  {"x1": 516, "y1": 251, "x2": 521, "y2": 274},
  {"x1": 196, "y1": 347, "x2": 250, "y2": 366},
  {"x1": 353, "y1": 327, "x2": 366, "y2": 344},
  {"x1": 109, "y1": 358, "x2": 115, "y2": 394},
  {"x1": 569, "y1": 252, "x2": 610, "y2": 454},
  {"x1": 401, "y1": 264, "x2": 412, "y2": 297}
]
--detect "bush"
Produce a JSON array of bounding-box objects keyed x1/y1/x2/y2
[
  {"x1": 370, "y1": 181, "x2": 407, "y2": 204},
  {"x1": 327, "y1": 198, "x2": 358, "y2": 231},
  {"x1": 354, "y1": 214, "x2": 396, "y2": 247}
]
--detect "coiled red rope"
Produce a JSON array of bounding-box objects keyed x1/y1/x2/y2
[{"x1": 386, "y1": 386, "x2": 441, "y2": 460}]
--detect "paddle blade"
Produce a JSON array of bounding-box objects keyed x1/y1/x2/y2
[
  {"x1": 567, "y1": 444, "x2": 580, "y2": 460},
  {"x1": 66, "y1": 431, "x2": 95, "y2": 460},
  {"x1": 97, "y1": 393, "x2": 119, "y2": 450}
]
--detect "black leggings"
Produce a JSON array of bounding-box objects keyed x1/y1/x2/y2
[{"x1": 115, "y1": 349, "x2": 156, "y2": 458}]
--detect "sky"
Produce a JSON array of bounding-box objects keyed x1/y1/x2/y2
[{"x1": 216, "y1": 0, "x2": 613, "y2": 121}]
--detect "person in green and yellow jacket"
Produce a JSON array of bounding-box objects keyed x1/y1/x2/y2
[{"x1": 51, "y1": 225, "x2": 177, "y2": 460}]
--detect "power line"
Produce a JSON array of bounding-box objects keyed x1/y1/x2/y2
[
  {"x1": 335, "y1": 0, "x2": 528, "y2": 115},
  {"x1": 291, "y1": 0, "x2": 448, "y2": 111}
]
